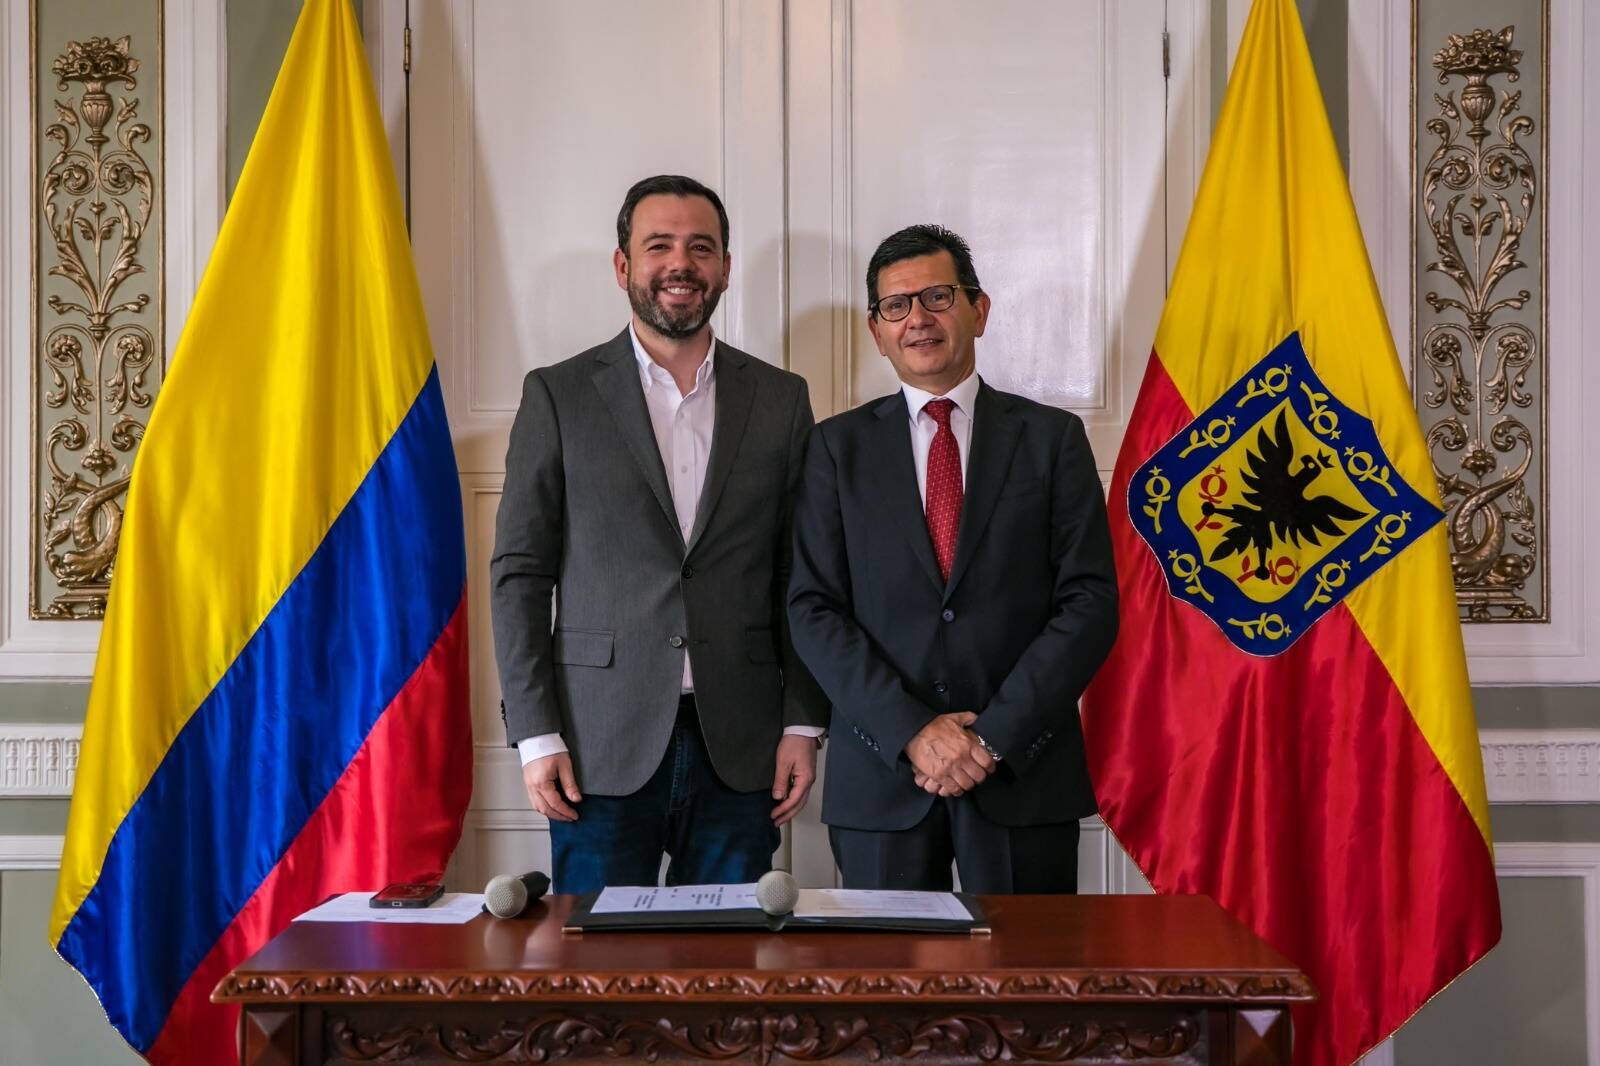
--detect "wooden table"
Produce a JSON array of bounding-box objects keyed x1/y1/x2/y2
[{"x1": 215, "y1": 894, "x2": 1314, "y2": 1064}]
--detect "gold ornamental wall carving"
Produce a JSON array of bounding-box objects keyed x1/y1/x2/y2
[
  {"x1": 1416, "y1": 20, "x2": 1547, "y2": 623},
  {"x1": 32, "y1": 29, "x2": 163, "y2": 619}
]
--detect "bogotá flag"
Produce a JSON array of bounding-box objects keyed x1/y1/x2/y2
[
  {"x1": 50, "y1": 0, "x2": 472, "y2": 1061},
  {"x1": 1081, "y1": 1, "x2": 1501, "y2": 1063}
]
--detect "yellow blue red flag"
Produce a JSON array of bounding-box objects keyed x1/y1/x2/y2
[
  {"x1": 50, "y1": 1, "x2": 471, "y2": 1060},
  {"x1": 1083, "y1": 1, "x2": 1500, "y2": 1062}
]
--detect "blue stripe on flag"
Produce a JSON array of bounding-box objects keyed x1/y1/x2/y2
[{"x1": 57, "y1": 369, "x2": 464, "y2": 1051}]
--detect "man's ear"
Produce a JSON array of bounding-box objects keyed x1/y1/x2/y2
[
  {"x1": 972, "y1": 290, "x2": 991, "y2": 338},
  {"x1": 613, "y1": 248, "x2": 630, "y2": 291}
]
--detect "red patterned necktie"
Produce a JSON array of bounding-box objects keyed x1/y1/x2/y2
[{"x1": 923, "y1": 398, "x2": 963, "y2": 583}]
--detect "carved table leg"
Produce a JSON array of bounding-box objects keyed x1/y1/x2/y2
[
  {"x1": 1213, "y1": 1007, "x2": 1291, "y2": 1065},
  {"x1": 239, "y1": 1005, "x2": 302, "y2": 1066}
]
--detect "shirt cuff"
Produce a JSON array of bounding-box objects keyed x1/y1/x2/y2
[
  {"x1": 517, "y1": 733, "x2": 569, "y2": 765},
  {"x1": 783, "y1": 725, "x2": 826, "y2": 740}
]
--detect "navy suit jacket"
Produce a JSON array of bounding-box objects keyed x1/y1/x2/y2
[{"x1": 787, "y1": 381, "x2": 1118, "y2": 830}]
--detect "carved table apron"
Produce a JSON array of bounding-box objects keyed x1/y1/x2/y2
[{"x1": 214, "y1": 894, "x2": 1314, "y2": 1064}]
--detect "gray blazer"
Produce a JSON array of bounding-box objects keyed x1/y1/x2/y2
[{"x1": 490, "y1": 327, "x2": 829, "y2": 796}]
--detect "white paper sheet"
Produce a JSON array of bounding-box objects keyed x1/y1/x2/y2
[
  {"x1": 792, "y1": 889, "x2": 971, "y2": 922},
  {"x1": 293, "y1": 892, "x2": 486, "y2": 924},
  {"x1": 589, "y1": 883, "x2": 759, "y2": 914}
]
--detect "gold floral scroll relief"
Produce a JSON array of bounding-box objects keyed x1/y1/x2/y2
[
  {"x1": 34, "y1": 34, "x2": 162, "y2": 619},
  {"x1": 1418, "y1": 23, "x2": 1547, "y2": 622}
]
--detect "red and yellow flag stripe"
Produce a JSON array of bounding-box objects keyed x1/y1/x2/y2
[{"x1": 1083, "y1": 2, "x2": 1500, "y2": 1063}]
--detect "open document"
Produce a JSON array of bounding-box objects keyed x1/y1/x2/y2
[
  {"x1": 792, "y1": 889, "x2": 973, "y2": 922},
  {"x1": 567, "y1": 884, "x2": 986, "y2": 933},
  {"x1": 591, "y1": 883, "x2": 759, "y2": 914}
]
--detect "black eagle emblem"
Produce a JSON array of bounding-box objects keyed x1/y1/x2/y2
[{"x1": 1201, "y1": 410, "x2": 1369, "y2": 578}]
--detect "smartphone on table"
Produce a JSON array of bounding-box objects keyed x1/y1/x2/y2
[{"x1": 369, "y1": 881, "x2": 444, "y2": 908}]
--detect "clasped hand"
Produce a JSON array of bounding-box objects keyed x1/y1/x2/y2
[{"x1": 905, "y1": 711, "x2": 994, "y2": 797}]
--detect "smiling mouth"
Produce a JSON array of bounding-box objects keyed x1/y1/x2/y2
[{"x1": 906, "y1": 337, "x2": 944, "y2": 350}]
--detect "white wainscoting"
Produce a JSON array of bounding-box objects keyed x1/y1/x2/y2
[
  {"x1": 1489, "y1": 843, "x2": 1600, "y2": 1066},
  {"x1": 0, "y1": 724, "x2": 79, "y2": 796},
  {"x1": 7, "y1": 721, "x2": 1597, "y2": 805},
  {"x1": 0, "y1": 834, "x2": 64, "y2": 870},
  {"x1": 1482, "y1": 729, "x2": 1600, "y2": 804}
]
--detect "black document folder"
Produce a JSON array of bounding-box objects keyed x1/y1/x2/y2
[{"x1": 563, "y1": 892, "x2": 989, "y2": 934}]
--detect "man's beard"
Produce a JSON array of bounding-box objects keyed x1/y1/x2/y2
[{"x1": 628, "y1": 271, "x2": 724, "y2": 340}]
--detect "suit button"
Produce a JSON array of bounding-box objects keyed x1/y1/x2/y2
[
  {"x1": 669, "y1": 635, "x2": 685, "y2": 648},
  {"x1": 933, "y1": 681, "x2": 948, "y2": 695},
  {"x1": 681, "y1": 564, "x2": 695, "y2": 579},
  {"x1": 941, "y1": 608, "x2": 956, "y2": 622}
]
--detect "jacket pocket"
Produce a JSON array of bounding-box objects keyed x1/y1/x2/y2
[
  {"x1": 553, "y1": 629, "x2": 614, "y2": 667},
  {"x1": 746, "y1": 627, "x2": 778, "y2": 663}
]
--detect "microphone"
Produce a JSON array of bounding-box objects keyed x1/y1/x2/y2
[
  {"x1": 756, "y1": 870, "x2": 799, "y2": 917},
  {"x1": 483, "y1": 870, "x2": 551, "y2": 918}
]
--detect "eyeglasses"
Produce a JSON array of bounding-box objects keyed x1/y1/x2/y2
[{"x1": 869, "y1": 284, "x2": 981, "y2": 322}]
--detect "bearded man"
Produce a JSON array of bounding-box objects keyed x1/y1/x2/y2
[{"x1": 490, "y1": 175, "x2": 828, "y2": 892}]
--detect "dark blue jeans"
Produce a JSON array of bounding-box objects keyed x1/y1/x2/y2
[{"x1": 549, "y1": 698, "x2": 780, "y2": 895}]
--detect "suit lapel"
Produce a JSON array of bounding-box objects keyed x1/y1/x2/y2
[
  {"x1": 589, "y1": 328, "x2": 683, "y2": 548},
  {"x1": 868, "y1": 392, "x2": 946, "y2": 593},
  {"x1": 686, "y1": 342, "x2": 754, "y2": 553},
  {"x1": 943, "y1": 382, "x2": 1022, "y2": 601}
]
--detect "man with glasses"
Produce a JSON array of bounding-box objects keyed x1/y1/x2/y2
[
  {"x1": 492, "y1": 175, "x2": 828, "y2": 894},
  {"x1": 788, "y1": 224, "x2": 1118, "y2": 893}
]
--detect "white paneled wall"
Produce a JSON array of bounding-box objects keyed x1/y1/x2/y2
[{"x1": 392, "y1": 0, "x2": 1179, "y2": 888}]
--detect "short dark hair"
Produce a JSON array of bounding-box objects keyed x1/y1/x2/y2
[
  {"x1": 866, "y1": 224, "x2": 982, "y2": 309},
  {"x1": 616, "y1": 175, "x2": 730, "y2": 255}
]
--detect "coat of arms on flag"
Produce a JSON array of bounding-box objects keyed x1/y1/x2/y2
[
  {"x1": 1129, "y1": 332, "x2": 1443, "y2": 655},
  {"x1": 1083, "y1": 2, "x2": 1500, "y2": 1062}
]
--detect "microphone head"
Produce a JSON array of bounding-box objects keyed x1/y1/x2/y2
[
  {"x1": 756, "y1": 870, "x2": 799, "y2": 916},
  {"x1": 484, "y1": 873, "x2": 529, "y2": 918}
]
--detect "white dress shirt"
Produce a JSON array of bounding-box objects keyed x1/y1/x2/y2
[
  {"x1": 519, "y1": 323, "x2": 822, "y2": 765},
  {"x1": 901, "y1": 371, "x2": 980, "y2": 509}
]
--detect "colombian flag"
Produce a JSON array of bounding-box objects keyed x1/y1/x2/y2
[
  {"x1": 1082, "y1": 1, "x2": 1501, "y2": 1063},
  {"x1": 49, "y1": 1, "x2": 472, "y2": 1060}
]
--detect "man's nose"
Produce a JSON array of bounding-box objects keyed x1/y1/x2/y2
[
  {"x1": 665, "y1": 244, "x2": 695, "y2": 273},
  {"x1": 904, "y1": 296, "x2": 936, "y2": 327}
]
